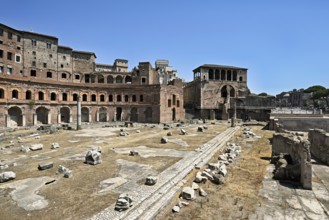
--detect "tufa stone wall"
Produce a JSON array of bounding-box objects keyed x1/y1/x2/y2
[
  {"x1": 272, "y1": 133, "x2": 312, "y2": 189},
  {"x1": 308, "y1": 129, "x2": 329, "y2": 165}
]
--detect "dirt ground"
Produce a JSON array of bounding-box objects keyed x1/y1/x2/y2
[
  {"x1": 156, "y1": 124, "x2": 273, "y2": 220},
  {"x1": 0, "y1": 122, "x2": 228, "y2": 220}
]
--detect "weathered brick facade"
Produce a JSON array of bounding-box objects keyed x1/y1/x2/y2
[
  {"x1": 184, "y1": 64, "x2": 249, "y2": 120},
  {"x1": 0, "y1": 23, "x2": 184, "y2": 127}
]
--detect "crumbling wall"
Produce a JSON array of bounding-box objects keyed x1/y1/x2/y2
[
  {"x1": 309, "y1": 129, "x2": 329, "y2": 165},
  {"x1": 272, "y1": 133, "x2": 312, "y2": 189}
]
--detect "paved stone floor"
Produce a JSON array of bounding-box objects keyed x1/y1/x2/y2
[
  {"x1": 250, "y1": 160, "x2": 329, "y2": 220},
  {"x1": 91, "y1": 127, "x2": 239, "y2": 220}
]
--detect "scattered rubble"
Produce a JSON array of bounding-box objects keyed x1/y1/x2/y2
[
  {"x1": 51, "y1": 143, "x2": 60, "y2": 149},
  {"x1": 129, "y1": 150, "x2": 139, "y2": 156},
  {"x1": 181, "y1": 187, "x2": 195, "y2": 200},
  {"x1": 180, "y1": 129, "x2": 187, "y2": 135},
  {"x1": 0, "y1": 171, "x2": 16, "y2": 183},
  {"x1": 38, "y1": 162, "x2": 54, "y2": 170},
  {"x1": 30, "y1": 144, "x2": 43, "y2": 151},
  {"x1": 161, "y1": 136, "x2": 168, "y2": 144},
  {"x1": 199, "y1": 187, "x2": 207, "y2": 197},
  {"x1": 145, "y1": 176, "x2": 157, "y2": 186},
  {"x1": 85, "y1": 149, "x2": 102, "y2": 165},
  {"x1": 172, "y1": 205, "x2": 180, "y2": 213},
  {"x1": 21, "y1": 145, "x2": 30, "y2": 153},
  {"x1": 114, "y1": 194, "x2": 133, "y2": 212}
]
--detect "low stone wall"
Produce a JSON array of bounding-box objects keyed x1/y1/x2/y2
[
  {"x1": 271, "y1": 117, "x2": 329, "y2": 132},
  {"x1": 272, "y1": 133, "x2": 312, "y2": 189},
  {"x1": 309, "y1": 129, "x2": 329, "y2": 165}
]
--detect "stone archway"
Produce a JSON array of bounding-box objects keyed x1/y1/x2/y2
[
  {"x1": 116, "y1": 107, "x2": 122, "y2": 121},
  {"x1": 8, "y1": 106, "x2": 23, "y2": 127},
  {"x1": 36, "y1": 107, "x2": 48, "y2": 124},
  {"x1": 99, "y1": 107, "x2": 107, "y2": 122},
  {"x1": 60, "y1": 107, "x2": 70, "y2": 123},
  {"x1": 221, "y1": 85, "x2": 228, "y2": 98},
  {"x1": 81, "y1": 107, "x2": 90, "y2": 122},
  {"x1": 131, "y1": 107, "x2": 138, "y2": 122},
  {"x1": 230, "y1": 87, "x2": 235, "y2": 97},
  {"x1": 172, "y1": 108, "x2": 176, "y2": 121},
  {"x1": 144, "y1": 107, "x2": 153, "y2": 123}
]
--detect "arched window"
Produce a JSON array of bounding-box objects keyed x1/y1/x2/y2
[
  {"x1": 98, "y1": 75, "x2": 104, "y2": 83},
  {"x1": 82, "y1": 94, "x2": 87, "y2": 101},
  {"x1": 25, "y1": 90, "x2": 32, "y2": 100},
  {"x1": 50, "y1": 92, "x2": 56, "y2": 101},
  {"x1": 116, "y1": 75, "x2": 123, "y2": 84},
  {"x1": 132, "y1": 95, "x2": 137, "y2": 102},
  {"x1": 233, "y1": 71, "x2": 237, "y2": 81},
  {"x1": 62, "y1": 93, "x2": 68, "y2": 101},
  {"x1": 12, "y1": 90, "x2": 19, "y2": 99},
  {"x1": 125, "y1": 95, "x2": 129, "y2": 102},
  {"x1": 239, "y1": 76, "x2": 243, "y2": 82},
  {"x1": 208, "y1": 69, "x2": 214, "y2": 80},
  {"x1": 107, "y1": 75, "x2": 114, "y2": 84},
  {"x1": 0, "y1": 88, "x2": 5, "y2": 99},
  {"x1": 38, "y1": 91, "x2": 44, "y2": 100},
  {"x1": 117, "y1": 95, "x2": 122, "y2": 102},
  {"x1": 140, "y1": 95, "x2": 144, "y2": 102},
  {"x1": 91, "y1": 94, "x2": 96, "y2": 102},
  {"x1": 227, "y1": 70, "x2": 232, "y2": 81},
  {"x1": 215, "y1": 70, "x2": 220, "y2": 80},
  {"x1": 100, "y1": 94, "x2": 105, "y2": 102},
  {"x1": 109, "y1": 95, "x2": 113, "y2": 102},
  {"x1": 125, "y1": 76, "x2": 132, "y2": 84},
  {"x1": 73, "y1": 93, "x2": 78, "y2": 101}
]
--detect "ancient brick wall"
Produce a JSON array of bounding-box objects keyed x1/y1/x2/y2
[
  {"x1": 309, "y1": 129, "x2": 329, "y2": 165},
  {"x1": 159, "y1": 79, "x2": 185, "y2": 122},
  {"x1": 22, "y1": 32, "x2": 58, "y2": 78},
  {"x1": 272, "y1": 133, "x2": 312, "y2": 189},
  {"x1": 0, "y1": 24, "x2": 24, "y2": 76}
]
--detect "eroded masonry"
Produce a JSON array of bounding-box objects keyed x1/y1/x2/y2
[{"x1": 0, "y1": 23, "x2": 184, "y2": 127}]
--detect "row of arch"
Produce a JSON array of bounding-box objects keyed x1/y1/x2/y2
[
  {"x1": 6, "y1": 106, "x2": 155, "y2": 127},
  {"x1": 195, "y1": 69, "x2": 244, "y2": 82},
  {"x1": 87, "y1": 74, "x2": 132, "y2": 84},
  {"x1": 29, "y1": 68, "x2": 134, "y2": 84},
  {"x1": 0, "y1": 88, "x2": 145, "y2": 103}
]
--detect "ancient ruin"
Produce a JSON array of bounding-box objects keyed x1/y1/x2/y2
[{"x1": 0, "y1": 21, "x2": 329, "y2": 220}]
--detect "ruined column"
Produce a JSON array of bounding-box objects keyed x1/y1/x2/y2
[
  {"x1": 5, "y1": 114, "x2": 10, "y2": 127},
  {"x1": 57, "y1": 112, "x2": 61, "y2": 124},
  {"x1": 231, "y1": 99, "x2": 237, "y2": 127},
  {"x1": 22, "y1": 114, "x2": 26, "y2": 127},
  {"x1": 33, "y1": 113, "x2": 37, "y2": 126},
  {"x1": 77, "y1": 95, "x2": 81, "y2": 130},
  {"x1": 96, "y1": 110, "x2": 99, "y2": 122},
  {"x1": 47, "y1": 112, "x2": 52, "y2": 124}
]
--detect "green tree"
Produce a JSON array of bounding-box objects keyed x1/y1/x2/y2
[
  {"x1": 258, "y1": 92, "x2": 268, "y2": 96},
  {"x1": 304, "y1": 85, "x2": 326, "y2": 93}
]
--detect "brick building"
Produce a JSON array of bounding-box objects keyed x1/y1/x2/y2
[
  {"x1": 184, "y1": 64, "x2": 249, "y2": 120},
  {"x1": 0, "y1": 23, "x2": 184, "y2": 127},
  {"x1": 184, "y1": 64, "x2": 275, "y2": 121}
]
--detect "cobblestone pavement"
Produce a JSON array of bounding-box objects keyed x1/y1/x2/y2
[
  {"x1": 250, "y1": 161, "x2": 329, "y2": 220},
  {"x1": 91, "y1": 126, "x2": 239, "y2": 220}
]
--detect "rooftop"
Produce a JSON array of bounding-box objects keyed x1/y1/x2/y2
[{"x1": 193, "y1": 64, "x2": 248, "y2": 72}]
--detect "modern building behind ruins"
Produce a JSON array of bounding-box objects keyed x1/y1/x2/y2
[
  {"x1": 184, "y1": 64, "x2": 275, "y2": 120},
  {"x1": 0, "y1": 23, "x2": 184, "y2": 127}
]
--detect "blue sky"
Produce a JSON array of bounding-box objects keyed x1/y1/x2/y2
[{"x1": 1, "y1": 0, "x2": 329, "y2": 95}]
